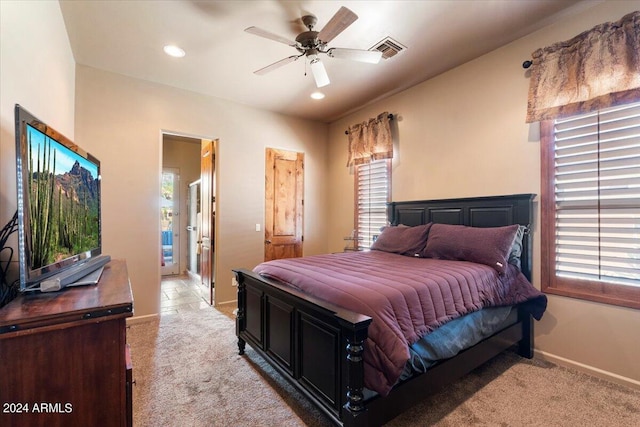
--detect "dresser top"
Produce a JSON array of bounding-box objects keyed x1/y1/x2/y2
[{"x1": 0, "y1": 259, "x2": 133, "y2": 334}]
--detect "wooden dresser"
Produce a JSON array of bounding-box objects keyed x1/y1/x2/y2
[{"x1": 0, "y1": 259, "x2": 133, "y2": 427}]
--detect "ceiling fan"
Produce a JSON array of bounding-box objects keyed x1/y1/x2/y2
[{"x1": 245, "y1": 6, "x2": 382, "y2": 88}]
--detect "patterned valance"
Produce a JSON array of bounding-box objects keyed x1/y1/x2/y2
[
  {"x1": 346, "y1": 112, "x2": 393, "y2": 167},
  {"x1": 526, "y1": 11, "x2": 640, "y2": 123}
]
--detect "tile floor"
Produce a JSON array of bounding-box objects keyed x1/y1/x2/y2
[{"x1": 160, "y1": 274, "x2": 211, "y2": 315}]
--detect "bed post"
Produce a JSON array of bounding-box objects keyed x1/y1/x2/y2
[
  {"x1": 235, "y1": 271, "x2": 246, "y2": 355},
  {"x1": 517, "y1": 307, "x2": 534, "y2": 359},
  {"x1": 341, "y1": 319, "x2": 371, "y2": 427}
]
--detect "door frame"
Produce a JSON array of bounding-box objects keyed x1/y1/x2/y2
[
  {"x1": 200, "y1": 138, "x2": 217, "y2": 305},
  {"x1": 160, "y1": 132, "x2": 218, "y2": 305}
]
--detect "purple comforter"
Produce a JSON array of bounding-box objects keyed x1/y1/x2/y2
[{"x1": 254, "y1": 251, "x2": 547, "y2": 396}]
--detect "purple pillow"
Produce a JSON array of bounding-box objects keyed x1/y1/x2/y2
[
  {"x1": 370, "y1": 223, "x2": 432, "y2": 257},
  {"x1": 422, "y1": 223, "x2": 519, "y2": 273}
]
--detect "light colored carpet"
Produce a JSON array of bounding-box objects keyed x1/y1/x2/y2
[{"x1": 128, "y1": 306, "x2": 640, "y2": 426}]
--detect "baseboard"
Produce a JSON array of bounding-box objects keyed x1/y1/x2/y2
[
  {"x1": 535, "y1": 349, "x2": 640, "y2": 391},
  {"x1": 215, "y1": 299, "x2": 237, "y2": 307},
  {"x1": 187, "y1": 270, "x2": 201, "y2": 282},
  {"x1": 126, "y1": 313, "x2": 159, "y2": 325}
]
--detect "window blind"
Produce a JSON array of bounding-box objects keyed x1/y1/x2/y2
[
  {"x1": 356, "y1": 159, "x2": 390, "y2": 249},
  {"x1": 553, "y1": 101, "x2": 640, "y2": 287}
]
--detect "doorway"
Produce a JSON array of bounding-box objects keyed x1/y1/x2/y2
[{"x1": 161, "y1": 134, "x2": 217, "y2": 306}]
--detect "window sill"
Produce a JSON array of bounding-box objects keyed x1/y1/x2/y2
[{"x1": 543, "y1": 284, "x2": 640, "y2": 310}]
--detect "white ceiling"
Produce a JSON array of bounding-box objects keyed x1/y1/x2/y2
[{"x1": 59, "y1": 0, "x2": 592, "y2": 123}]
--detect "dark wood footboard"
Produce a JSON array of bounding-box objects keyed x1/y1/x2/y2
[
  {"x1": 234, "y1": 268, "x2": 372, "y2": 426},
  {"x1": 235, "y1": 194, "x2": 538, "y2": 426}
]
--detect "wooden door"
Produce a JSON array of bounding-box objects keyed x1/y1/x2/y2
[
  {"x1": 200, "y1": 139, "x2": 216, "y2": 305},
  {"x1": 265, "y1": 148, "x2": 304, "y2": 261}
]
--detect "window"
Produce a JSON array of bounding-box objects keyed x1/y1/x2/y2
[
  {"x1": 355, "y1": 159, "x2": 391, "y2": 249},
  {"x1": 540, "y1": 101, "x2": 640, "y2": 309}
]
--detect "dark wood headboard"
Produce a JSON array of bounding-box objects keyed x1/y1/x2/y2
[{"x1": 388, "y1": 194, "x2": 536, "y2": 281}]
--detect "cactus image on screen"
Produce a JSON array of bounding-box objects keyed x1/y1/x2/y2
[{"x1": 26, "y1": 125, "x2": 99, "y2": 269}]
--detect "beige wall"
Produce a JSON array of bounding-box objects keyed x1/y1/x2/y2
[
  {"x1": 74, "y1": 65, "x2": 328, "y2": 317},
  {"x1": 0, "y1": 0, "x2": 76, "y2": 282},
  {"x1": 327, "y1": 1, "x2": 640, "y2": 386}
]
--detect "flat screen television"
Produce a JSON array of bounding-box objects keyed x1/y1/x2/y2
[{"x1": 14, "y1": 104, "x2": 109, "y2": 292}]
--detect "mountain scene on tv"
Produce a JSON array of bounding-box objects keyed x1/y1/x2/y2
[{"x1": 26, "y1": 125, "x2": 99, "y2": 269}]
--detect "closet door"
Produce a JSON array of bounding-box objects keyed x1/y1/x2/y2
[{"x1": 264, "y1": 148, "x2": 304, "y2": 261}]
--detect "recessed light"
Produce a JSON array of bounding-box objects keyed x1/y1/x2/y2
[
  {"x1": 163, "y1": 45, "x2": 185, "y2": 58},
  {"x1": 310, "y1": 92, "x2": 325, "y2": 100}
]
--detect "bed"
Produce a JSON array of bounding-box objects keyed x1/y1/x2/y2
[{"x1": 234, "y1": 194, "x2": 546, "y2": 427}]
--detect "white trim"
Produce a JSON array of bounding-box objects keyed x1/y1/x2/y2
[
  {"x1": 535, "y1": 349, "x2": 640, "y2": 390},
  {"x1": 126, "y1": 313, "x2": 159, "y2": 325},
  {"x1": 216, "y1": 300, "x2": 236, "y2": 308}
]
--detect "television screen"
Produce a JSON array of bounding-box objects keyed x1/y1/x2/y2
[{"x1": 15, "y1": 105, "x2": 105, "y2": 291}]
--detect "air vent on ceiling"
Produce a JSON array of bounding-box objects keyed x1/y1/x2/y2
[{"x1": 370, "y1": 37, "x2": 406, "y2": 60}]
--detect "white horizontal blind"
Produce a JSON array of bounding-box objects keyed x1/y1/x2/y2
[
  {"x1": 356, "y1": 159, "x2": 390, "y2": 249},
  {"x1": 553, "y1": 101, "x2": 640, "y2": 287}
]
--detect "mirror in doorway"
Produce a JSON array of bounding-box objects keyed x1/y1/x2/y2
[{"x1": 187, "y1": 180, "x2": 201, "y2": 278}]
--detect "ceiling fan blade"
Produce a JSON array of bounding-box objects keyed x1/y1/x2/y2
[
  {"x1": 317, "y1": 6, "x2": 358, "y2": 44},
  {"x1": 310, "y1": 59, "x2": 330, "y2": 88},
  {"x1": 327, "y1": 48, "x2": 382, "y2": 64},
  {"x1": 254, "y1": 55, "x2": 300, "y2": 75},
  {"x1": 244, "y1": 26, "x2": 298, "y2": 47}
]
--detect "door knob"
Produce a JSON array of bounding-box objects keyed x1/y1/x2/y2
[{"x1": 265, "y1": 240, "x2": 272, "y2": 244}]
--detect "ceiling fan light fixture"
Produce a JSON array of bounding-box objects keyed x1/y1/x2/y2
[
  {"x1": 163, "y1": 44, "x2": 186, "y2": 58},
  {"x1": 310, "y1": 91, "x2": 325, "y2": 100},
  {"x1": 307, "y1": 48, "x2": 319, "y2": 62},
  {"x1": 310, "y1": 59, "x2": 330, "y2": 88}
]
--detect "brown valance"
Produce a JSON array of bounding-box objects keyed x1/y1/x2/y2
[
  {"x1": 346, "y1": 112, "x2": 392, "y2": 167},
  {"x1": 526, "y1": 11, "x2": 640, "y2": 123}
]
